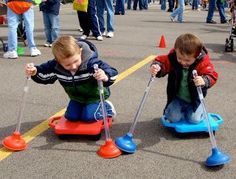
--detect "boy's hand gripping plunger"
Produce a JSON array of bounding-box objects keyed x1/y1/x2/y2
[
  {"x1": 193, "y1": 70, "x2": 230, "y2": 167},
  {"x1": 115, "y1": 76, "x2": 155, "y2": 153},
  {"x1": 2, "y1": 63, "x2": 34, "y2": 151},
  {"x1": 94, "y1": 64, "x2": 121, "y2": 159}
]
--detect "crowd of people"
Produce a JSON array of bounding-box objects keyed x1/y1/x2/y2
[{"x1": 1, "y1": 0, "x2": 234, "y2": 59}]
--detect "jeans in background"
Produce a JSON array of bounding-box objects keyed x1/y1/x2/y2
[
  {"x1": 170, "y1": 0, "x2": 185, "y2": 22},
  {"x1": 206, "y1": 0, "x2": 227, "y2": 22},
  {"x1": 7, "y1": 7, "x2": 36, "y2": 51},
  {"x1": 96, "y1": 0, "x2": 114, "y2": 33},
  {"x1": 42, "y1": 12, "x2": 60, "y2": 44}
]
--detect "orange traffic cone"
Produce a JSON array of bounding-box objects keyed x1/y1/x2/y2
[{"x1": 158, "y1": 35, "x2": 167, "y2": 48}]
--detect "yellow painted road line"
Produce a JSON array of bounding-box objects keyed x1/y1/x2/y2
[
  {"x1": 115, "y1": 55, "x2": 156, "y2": 83},
  {"x1": 0, "y1": 109, "x2": 66, "y2": 161},
  {"x1": 0, "y1": 55, "x2": 156, "y2": 161}
]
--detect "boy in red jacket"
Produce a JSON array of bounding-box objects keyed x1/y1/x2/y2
[{"x1": 150, "y1": 33, "x2": 218, "y2": 124}]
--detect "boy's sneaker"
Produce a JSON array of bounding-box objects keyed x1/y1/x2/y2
[
  {"x1": 30, "y1": 47, "x2": 41, "y2": 57},
  {"x1": 96, "y1": 35, "x2": 103, "y2": 41},
  {"x1": 105, "y1": 100, "x2": 117, "y2": 118},
  {"x1": 3, "y1": 50, "x2": 18, "y2": 59},
  {"x1": 80, "y1": 35, "x2": 87, "y2": 40},
  {"x1": 107, "y1": 31, "x2": 114, "y2": 38}
]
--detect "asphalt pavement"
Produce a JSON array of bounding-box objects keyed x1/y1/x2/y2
[{"x1": 0, "y1": 3, "x2": 236, "y2": 178}]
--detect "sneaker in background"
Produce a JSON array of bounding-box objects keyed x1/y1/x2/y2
[
  {"x1": 102, "y1": 32, "x2": 106, "y2": 36},
  {"x1": 170, "y1": 16, "x2": 175, "y2": 22},
  {"x1": 30, "y1": 47, "x2": 41, "y2": 57},
  {"x1": 96, "y1": 35, "x2": 103, "y2": 41},
  {"x1": 3, "y1": 50, "x2": 18, "y2": 59},
  {"x1": 107, "y1": 31, "x2": 114, "y2": 38},
  {"x1": 44, "y1": 42, "x2": 50, "y2": 47},
  {"x1": 80, "y1": 35, "x2": 87, "y2": 40}
]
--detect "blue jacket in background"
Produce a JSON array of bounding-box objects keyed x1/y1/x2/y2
[{"x1": 39, "y1": 0, "x2": 60, "y2": 15}]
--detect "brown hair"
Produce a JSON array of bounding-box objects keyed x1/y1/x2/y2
[
  {"x1": 174, "y1": 33, "x2": 203, "y2": 57},
  {"x1": 52, "y1": 36, "x2": 81, "y2": 62}
]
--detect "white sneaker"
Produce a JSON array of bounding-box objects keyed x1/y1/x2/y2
[
  {"x1": 30, "y1": 47, "x2": 41, "y2": 57},
  {"x1": 107, "y1": 31, "x2": 114, "y2": 38},
  {"x1": 96, "y1": 35, "x2": 103, "y2": 41},
  {"x1": 3, "y1": 50, "x2": 18, "y2": 59},
  {"x1": 170, "y1": 16, "x2": 175, "y2": 22},
  {"x1": 80, "y1": 35, "x2": 87, "y2": 40},
  {"x1": 106, "y1": 100, "x2": 117, "y2": 118},
  {"x1": 102, "y1": 32, "x2": 106, "y2": 36},
  {"x1": 44, "y1": 42, "x2": 51, "y2": 47}
]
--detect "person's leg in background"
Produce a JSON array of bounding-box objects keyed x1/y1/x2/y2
[
  {"x1": 48, "y1": 13, "x2": 60, "y2": 44},
  {"x1": 104, "y1": 0, "x2": 115, "y2": 37},
  {"x1": 127, "y1": 0, "x2": 132, "y2": 9},
  {"x1": 167, "y1": 0, "x2": 174, "y2": 11},
  {"x1": 133, "y1": 0, "x2": 138, "y2": 9},
  {"x1": 115, "y1": 0, "x2": 122, "y2": 14},
  {"x1": 42, "y1": 12, "x2": 52, "y2": 45},
  {"x1": 206, "y1": 0, "x2": 216, "y2": 23},
  {"x1": 87, "y1": 0, "x2": 102, "y2": 40},
  {"x1": 77, "y1": 10, "x2": 90, "y2": 39},
  {"x1": 96, "y1": 0, "x2": 106, "y2": 34},
  {"x1": 176, "y1": 0, "x2": 185, "y2": 22},
  {"x1": 23, "y1": 7, "x2": 41, "y2": 56},
  {"x1": 216, "y1": 0, "x2": 227, "y2": 23},
  {"x1": 4, "y1": 7, "x2": 19, "y2": 58},
  {"x1": 161, "y1": 0, "x2": 167, "y2": 10}
]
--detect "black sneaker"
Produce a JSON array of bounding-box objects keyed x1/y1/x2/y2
[
  {"x1": 221, "y1": 20, "x2": 228, "y2": 24},
  {"x1": 206, "y1": 20, "x2": 217, "y2": 24}
]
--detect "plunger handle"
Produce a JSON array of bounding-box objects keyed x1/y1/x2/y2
[
  {"x1": 192, "y1": 70, "x2": 217, "y2": 148},
  {"x1": 15, "y1": 63, "x2": 34, "y2": 132},
  {"x1": 94, "y1": 64, "x2": 111, "y2": 140},
  {"x1": 128, "y1": 76, "x2": 155, "y2": 134}
]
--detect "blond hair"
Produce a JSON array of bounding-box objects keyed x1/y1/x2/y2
[
  {"x1": 174, "y1": 33, "x2": 203, "y2": 57},
  {"x1": 52, "y1": 36, "x2": 81, "y2": 62}
]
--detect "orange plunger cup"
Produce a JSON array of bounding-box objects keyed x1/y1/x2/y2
[{"x1": 2, "y1": 63, "x2": 33, "y2": 151}]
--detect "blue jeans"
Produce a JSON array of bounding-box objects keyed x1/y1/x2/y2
[
  {"x1": 164, "y1": 97, "x2": 204, "y2": 124},
  {"x1": 42, "y1": 12, "x2": 60, "y2": 44},
  {"x1": 115, "y1": 0, "x2": 125, "y2": 14},
  {"x1": 96, "y1": 0, "x2": 114, "y2": 33},
  {"x1": 206, "y1": 0, "x2": 226, "y2": 22},
  {"x1": 7, "y1": 7, "x2": 36, "y2": 51},
  {"x1": 65, "y1": 100, "x2": 114, "y2": 122},
  {"x1": 192, "y1": 0, "x2": 198, "y2": 9},
  {"x1": 127, "y1": 0, "x2": 132, "y2": 9},
  {"x1": 161, "y1": 0, "x2": 166, "y2": 10},
  {"x1": 170, "y1": 0, "x2": 185, "y2": 22}
]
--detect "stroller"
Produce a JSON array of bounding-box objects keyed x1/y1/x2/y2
[{"x1": 225, "y1": 0, "x2": 236, "y2": 52}]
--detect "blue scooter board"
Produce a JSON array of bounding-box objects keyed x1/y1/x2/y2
[{"x1": 160, "y1": 113, "x2": 224, "y2": 133}]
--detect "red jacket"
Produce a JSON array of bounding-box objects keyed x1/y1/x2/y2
[{"x1": 153, "y1": 47, "x2": 218, "y2": 111}]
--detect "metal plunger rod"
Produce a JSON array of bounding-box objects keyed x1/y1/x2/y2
[
  {"x1": 192, "y1": 70, "x2": 217, "y2": 148},
  {"x1": 128, "y1": 76, "x2": 155, "y2": 134},
  {"x1": 94, "y1": 64, "x2": 111, "y2": 140},
  {"x1": 15, "y1": 77, "x2": 30, "y2": 132}
]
